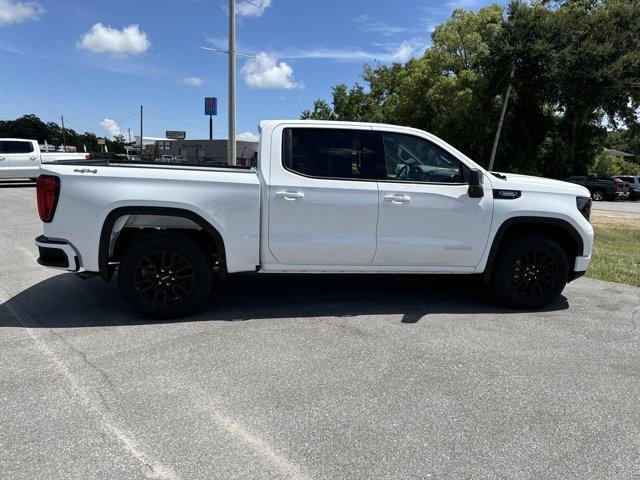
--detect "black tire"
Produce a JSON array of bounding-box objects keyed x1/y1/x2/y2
[
  {"x1": 491, "y1": 235, "x2": 568, "y2": 309},
  {"x1": 118, "y1": 232, "x2": 213, "y2": 318},
  {"x1": 591, "y1": 190, "x2": 604, "y2": 201}
]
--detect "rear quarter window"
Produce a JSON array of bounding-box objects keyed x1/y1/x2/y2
[{"x1": 0, "y1": 141, "x2": 34, "y2": 154}]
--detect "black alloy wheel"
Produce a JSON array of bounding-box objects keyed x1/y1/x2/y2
[
  {"x1": 510, "y1": 250, "x2": 559, "y2": 298},
  {"x1": 118, "y1": 232, "x2": 213, "y2": 318},
  {"x1": 134, "y1": 251, "x2": 195, "y2": 307}
]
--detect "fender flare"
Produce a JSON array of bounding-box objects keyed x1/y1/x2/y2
[
  {"x1": 482, "y1": 216, "x2": 585, "y2": 283},
  {"x1": 98, "y1": 206, "x2": 226, "y2": 282}
]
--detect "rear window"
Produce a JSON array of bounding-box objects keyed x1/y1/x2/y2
[
  {"x1": 282, "y1": 128, "x2": 375, "y2": 180},
  {"x1": 0, "y1": 140, "x2": 34, "y2": 154}
]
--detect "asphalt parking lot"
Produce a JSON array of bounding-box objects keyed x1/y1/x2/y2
[
  {"x1": 1, "y1": 184, "x2": 639, "y2": 480},
  {"x1": 592, "y1": 199, "x2": 640, "y2": 214}
]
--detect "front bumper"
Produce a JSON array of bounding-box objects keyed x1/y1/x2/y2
[
  {"x1": 35, "y1": 235, "x2": 80, "y2": 272},
  {"x1": 568, "y1": 254, "x2": 591, "y2": 282}
]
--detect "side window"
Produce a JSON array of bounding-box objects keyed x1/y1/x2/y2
[
  {"x1": 1, "y1": 141, "x2": 34, "y2": 154},
  {"x1": 382, "y1": 132, "x2": 466, "y2": 183},
  {"x1": 283, "y1": 128, "x2": 374, "y2": 180}
]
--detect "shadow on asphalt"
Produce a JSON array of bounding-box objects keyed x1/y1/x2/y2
[{"x1": 1, "y1": 272, "x2": 569, "y2": 328}]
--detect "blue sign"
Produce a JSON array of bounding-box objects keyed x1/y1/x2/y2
[{"x1": 205, "y1": 97, "x2": 217, "y2": 116}]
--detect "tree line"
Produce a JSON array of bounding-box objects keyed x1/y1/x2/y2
[
  {"x1": 302, "y1": 0, "x2": 640, "y2": 178},
  {"x1": 0, "y1": 114, "x2": 127, "y2": 154}
]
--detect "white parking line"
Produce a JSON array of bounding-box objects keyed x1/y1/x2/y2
[
  {"x1": 0, "y1": 290, "x2": 179, "y2": 480},
  {"x1": 211, "y1": 407, "x2": 311, "y2": 480}
]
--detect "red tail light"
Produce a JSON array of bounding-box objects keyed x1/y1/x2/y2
[{"x1": 36, "y1": 175, "x2": 60, "y2": 223}]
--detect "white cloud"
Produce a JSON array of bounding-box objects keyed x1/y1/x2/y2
[
  {"x1": 241, "y1": 52, "x2": 301, "y2": 89},
  {"x1": 182, "y1": 76, "x2": 204, "y2": 86},
  {"x1": 0, "y1": 0, "x2": 44, "y2": 27},
  {"x1": 100, "y1": 118, "x2": 121, "y2": 137},
  {"x1": 236, "y1": 0, "x2": 271, "y2": 17},
  {"x1": 77, "y1": 23, "x2": 150, "y2": 57},
  {"x1": 278, "y1": 40, "x2": 424, "y2": 63},
  {"x1": 354, "y1": 15, "x2": 407, "y2": 37},
  {"x1": 237, "y1": 131, "x2": 259, "y2": 142}
]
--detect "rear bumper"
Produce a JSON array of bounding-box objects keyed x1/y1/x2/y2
[{"x1": 35, "y1": 235, "x2": 80, "y2": 272}]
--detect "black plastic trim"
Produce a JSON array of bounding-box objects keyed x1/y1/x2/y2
[
  {"x1": 35, "y1": 235, "x2": 78, "y2": 271},
  {"x1": 98, "y1": 207, "x2": 227, "y2": 282},
  {"x1": 493, "y1": 189, "x2": 522, "y2": 199},
  {"x1": 483, "y1": 217, "x2": 586, "y2": 283}
]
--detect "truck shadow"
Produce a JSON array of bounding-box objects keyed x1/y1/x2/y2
[{"x1": 0, "y1": 272, "x2": 569, "y2": 328}]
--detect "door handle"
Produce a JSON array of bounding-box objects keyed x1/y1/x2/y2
[
  {"x1": 384, "y1": 194, "x2": 411, "y2": 204},
  {"x1": 29, "y1": 156, "x2": 38, "y2": 161},
  {"x1": 0, "y1": 157, "x2": 5, "y2": 161},
  {"x1": 275, "y1": 191, "x2": 304, "y2": 201}
]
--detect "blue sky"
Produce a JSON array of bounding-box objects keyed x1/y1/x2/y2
[{"x1": 0, "y1": 0, "x2": 497, "y2": 141}]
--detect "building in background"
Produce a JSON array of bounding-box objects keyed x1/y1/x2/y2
[{"x1": 154, "y1": 139, "x2": 258, "y2": 165}]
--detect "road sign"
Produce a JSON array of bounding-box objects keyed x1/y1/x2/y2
[
  {"x1": 205, "y1": 97, "x2": 217, "y2": 116},
  {"x1": 166, "y1": 131, "x2": 186, "y2": 140}
]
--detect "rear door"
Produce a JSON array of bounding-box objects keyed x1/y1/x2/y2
[
  {"x1": 267, "y1": 125, "x2": 379, "y2": 266},
  {"x1": 373, "y1": 129, "x2": 493, "y2": 268},
  {"x1": 0, "y1": 140, "x2": 38, "y2": 178}
]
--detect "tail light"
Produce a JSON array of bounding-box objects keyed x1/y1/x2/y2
[{"x1": 36, "y1": 175, "x2": 60, "y2": 223}]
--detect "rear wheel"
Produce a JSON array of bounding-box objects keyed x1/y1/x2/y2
[
  {"x1": 591, "y1": 190, "x2": 604, "y2": 201},
  {"x1": 118, "y1": 232, "x2": 213, "y2": 318},
  {"x1": 491, "y1": 235, "x2": 568, "y2": 309}
]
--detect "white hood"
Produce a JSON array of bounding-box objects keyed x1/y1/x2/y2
[{"x1": 490, "y1": 172, "x2": 590, "y2": 197}]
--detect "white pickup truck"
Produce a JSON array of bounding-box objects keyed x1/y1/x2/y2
[
  {"x1": 35, "y1": 120, "x2": 594, "y2": 317},
  {"x1": 0, "y1": 138, "x2": 89, "y2": 180}
]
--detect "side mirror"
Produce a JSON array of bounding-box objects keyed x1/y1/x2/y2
[{"x1": 468, "y1": 169, "x2": 484, "y2": 198}]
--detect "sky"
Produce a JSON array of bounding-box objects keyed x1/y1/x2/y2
[{"x1": 0, "y1": 0, "x2": 498, "y2": 142}]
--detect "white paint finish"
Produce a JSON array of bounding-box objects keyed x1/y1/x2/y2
[
  {"x1": 374, "y1": 180, "x2": 493, "y2": 267},
  {"x1": 41, "y1": 165, "x2": 261, "y2": 273},
  {"x1": 0, "y1": 139, "x2": 87, "y2": 179},
  {"x1": 36, "y1": 120, "x2": 595, "y2": 279}
]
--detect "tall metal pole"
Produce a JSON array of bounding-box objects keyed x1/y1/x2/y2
[
  {"x1": 209, "y1": 115, "x2": 213, "y2": 141},
  {"x1": 140, "y1": 105, "x2": 144, "y2": 158},
  {"x1": 488, "y1": 65, "x2": 515, "y2": 172},
  {"x1": 228, "y1": 0, "x2": 237, "y2": 166},
  {"x1": 60, "y1": 115, "x2": 66, "y2": 151}
]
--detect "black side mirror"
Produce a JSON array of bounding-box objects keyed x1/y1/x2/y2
[{"x1": 468, "y1": 169, "x2": 484, "y2": 198}]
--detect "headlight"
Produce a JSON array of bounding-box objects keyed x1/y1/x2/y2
[{"x1": 576, "y1": 196, "x2": 592, "y2": 221}]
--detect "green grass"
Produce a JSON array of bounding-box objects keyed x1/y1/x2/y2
[{"x1": 587, "y1": 223, "x2": 640, "y2": 287}]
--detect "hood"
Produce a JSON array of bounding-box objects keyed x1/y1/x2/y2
[{"x1": 490, "y1": 172, "x2": 590, "y2": 197}]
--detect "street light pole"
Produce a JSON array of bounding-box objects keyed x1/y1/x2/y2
[{"x1": 228, "y1": 0, "x2": 237, "y2": 166}]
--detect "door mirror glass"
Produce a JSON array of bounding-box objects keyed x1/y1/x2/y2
[{"x1": 468, "y1": 169, "x2": 484, "y2": 198}]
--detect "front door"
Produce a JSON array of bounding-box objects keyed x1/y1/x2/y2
[
  {"x1": 268, "y1": 126, "x2": 379, "y2": 266},
  {"x1": 373, "y1": 130, "x2": 493, "y2": 268}
]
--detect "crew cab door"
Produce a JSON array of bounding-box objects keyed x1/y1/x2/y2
[
  {"x1": 373, "y1": 130, "x2": 493, "y2": 268},
  {"x1": 0, "y1": 140, "x2": 38, "y2": 178},
  {"x1": 267, "y1": 125, "x2": 379, "y2": 266}
]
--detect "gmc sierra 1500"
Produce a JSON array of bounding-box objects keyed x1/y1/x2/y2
[{"x1": 35, "y1": 120, "x2": 594, "y2": 317}]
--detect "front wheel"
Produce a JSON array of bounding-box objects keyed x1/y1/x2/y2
[
  {"x1": 118, "y1": 232, "x2": 213, "y2": 318},
  {"x1": 591, "y1": 190, "x2": 604, "y2": 201},
  {"x1": 491, "y1": 235, "x2": 569, "y2": 309}
]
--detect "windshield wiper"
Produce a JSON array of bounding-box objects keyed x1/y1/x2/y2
[{"x1": 490, "y1": 172, "x2": 507, "y2": 180}]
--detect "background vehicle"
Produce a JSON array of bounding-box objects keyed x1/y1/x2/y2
[
  {"x1": 615, "y1": 176, "x2": 640, "y2": 200},
  {"x1": 0, "y1": 139, "x2": 89, "y2": 179},
  {"x1": 566, "y1": 174, "x2": 629, "y2": 201},
  {"x1": 35, "y1": 120, "x2": 594, "y2": 317}
]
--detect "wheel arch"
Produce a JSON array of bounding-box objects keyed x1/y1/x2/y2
[
  {"x1": 482, "y1": 216, "x2": 585, "y2": 285},
  {"x1": 98, "y1": 206, "x2": 227, "y2": 282}
]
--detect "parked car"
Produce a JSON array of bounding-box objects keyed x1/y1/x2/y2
[
  {"x1": 0, "y1": 138, "x2": 90, "y2": 180},
  {"x1": 34, "y1": 120, "x2": 594, "y2": 317},
  {"x1": 565, "y1": 174, "x2": 629, "y2": 201},
  {"x1": 615, "y1": 176, "x2": 640, "y2": 200}
]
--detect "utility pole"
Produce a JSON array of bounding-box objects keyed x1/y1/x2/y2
[
  {"x1": 60, "y1": 115, "x2": 66, "y2": 152},
  {"x1": 488, "y1": 65, "x2": 515, "y2": 172},
  {"x1": 139, "y1": 105, "x2": 144, "y2": 158},
  {"x1": 228, "y1": 0, "x2": 237, "y2": 166}
]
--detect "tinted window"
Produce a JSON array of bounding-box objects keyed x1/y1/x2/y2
[
  {"x1": 382, "y1": 132, "x2": 465, "y2": 183},
  {"x1": 283, "y1": 128, "x2": 374, "y2": 180},
  {"x1": 0, "y1": 141, "x2": 34, "y2": 154}
]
